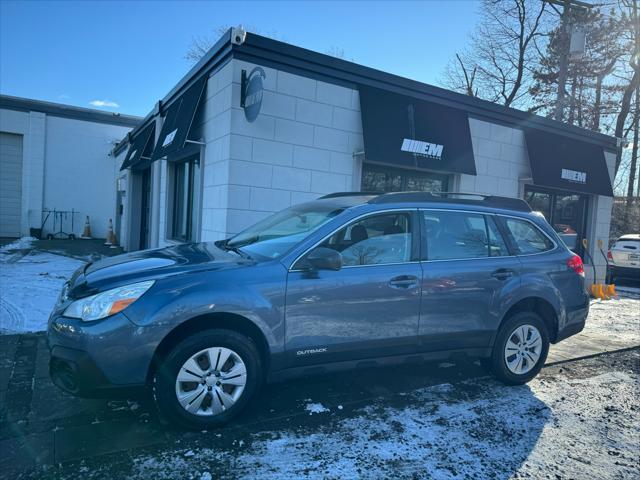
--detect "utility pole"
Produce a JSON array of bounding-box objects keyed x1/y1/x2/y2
[{"x1": 547, "y1": 0, "x2": 593, "y2": 122}]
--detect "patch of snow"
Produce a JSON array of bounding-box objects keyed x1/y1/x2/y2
[
  {"x1": 126, "y1": 367, "x2": 639, "y2": 479},
  {"x1": 183, "y1": 450, "x2": 195, "y2": 458},
  {"x1": 0, "y1": 236, "x2": 36, "y2": 253},
  {"x1": 438, "y1": 362, "x2": 456, "y2": 368},
  {"x1": 305, "y1": 402, "x2": 330, "y2": 415},
  {"x1": 0, "y1": 251, "x2": 84, "y2": 333},
  {"x1": 585, "y1": 296, "x2": 640, "y2": 344},
  {"x1": 200, "y1": 472, "x2": 212, "y2": 480}
]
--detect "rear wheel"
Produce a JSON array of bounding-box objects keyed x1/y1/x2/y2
[
  {"x1": 153, "y1": 329, "x2": 262, "y2": 429},
  {"x1": 488, "y1": 312, "x2": 549, "y2": 385}
]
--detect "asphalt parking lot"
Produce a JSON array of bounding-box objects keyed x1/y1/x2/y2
[
  {"x1": 0, "y1": 340, "x2": 637, "y2": 479},
  {"x1": 1, "y1": 240, "x2": 638, "y2": 479}
]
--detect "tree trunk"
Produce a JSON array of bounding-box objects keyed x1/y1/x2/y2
[
  {"x1": 568, "y1": 75, "x2": 577, "y2": 125},
  {"x1": 593, "y1": 74, "x2": 603, "y2": 131},
  {"x1": 628, "y1": 86, "x2": 639, "y2": 200}
]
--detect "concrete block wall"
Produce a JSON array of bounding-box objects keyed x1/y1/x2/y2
[
  {"x1": 213, "y1": 59, "x2": 363, "y2": 237},
  {"x1": 198, "y1": 61, "x2": 235, "y2": 242},
  {"x1": 460, "y1": 118, "x2": 530, "y2": 197},
  {"x1": 584, "y1": 150, "x2": 616, "y2": 283}
]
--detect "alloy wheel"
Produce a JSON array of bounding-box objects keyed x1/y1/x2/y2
[
  {"x1": 174, "y1": 347, "x2": 247, "y2": 416},
  {"x1": 503, "y1": 324, "x2": 542, "y2": 375}
]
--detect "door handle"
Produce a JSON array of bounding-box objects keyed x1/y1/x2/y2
[
  {"x1": 389, "y1": 275, "x2": 419, "y2": 289},
  {"x1": 491, "y1": 269, "x2": 514, "y2": 280}
]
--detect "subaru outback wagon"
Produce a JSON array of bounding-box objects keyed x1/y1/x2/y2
[{"x1": 48, "y1": 192, "x2": 589, "y2": 428}]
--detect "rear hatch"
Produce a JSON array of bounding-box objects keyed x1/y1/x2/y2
[{"x1": 611, "y1": 237, "x2": 640, "y2": 267}]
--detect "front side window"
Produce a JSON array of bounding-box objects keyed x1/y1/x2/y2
[
  {"x1": 423, "y1": 210, "x2": 509, "y2": 260},
  {"x1": 319, "y1": 212, "x2": 413, "y2": 266},
  {"x1": 503, "y1": 217, "x2": 554, "y2": 255},
  {"x1": 226, "y1": 204, "x2": 345, "y2": 259},
  {"x1": 170, "y1": 158, "x2": 196, "y2": 241}
]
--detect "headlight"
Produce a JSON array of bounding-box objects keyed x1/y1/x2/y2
[{"x1": 63, "y1": 280, "x2": 155, "y2": 322}]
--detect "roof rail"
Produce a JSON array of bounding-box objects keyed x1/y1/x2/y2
[
  {"x1": 368, "y1": 191, "x2": 532, "y2": 212},
  {"x1": 318, "y1": 191, "x2": 382, "y2": 199}
]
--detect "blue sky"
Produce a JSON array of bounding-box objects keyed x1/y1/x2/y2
[{"x1": 0, "y1": 0, "x2": 480, "y2": 117}]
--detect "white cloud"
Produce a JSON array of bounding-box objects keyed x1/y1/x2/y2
[{"x1": 89, "y1": 99, "x2": 119, "y2": 108}]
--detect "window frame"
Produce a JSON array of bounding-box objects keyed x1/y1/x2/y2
[
  {"x1": 289, "y1": 209, "x2": 421, "y2": 271},
  {"x1": 168, "y1": 156, "x2": 197, "y2": 242}
]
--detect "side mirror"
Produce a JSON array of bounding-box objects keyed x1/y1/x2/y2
[{"x1": 304, "y1": 247, "x2": 342, "y2": 271}]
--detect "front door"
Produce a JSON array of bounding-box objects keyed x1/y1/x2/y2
[
  {"x1": 419, "y1": 209, "x2": 521, "y2": 350},
  {"x1": 524, "y1": 186, "x2": 588, "y2": 257},
  {"x1": 284, "y1": 210, "x2": 422, "y2": 367}
]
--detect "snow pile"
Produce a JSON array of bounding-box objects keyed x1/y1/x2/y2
[
  {"x1": 305, "y1": 402, "x2": 330, "y2": 415},
  {"x1": 0, "y1": 251, "x2": 84, "y2": 333},
  {"x1": 0, "y1": 236, "x2": 36, "y2": 253}
]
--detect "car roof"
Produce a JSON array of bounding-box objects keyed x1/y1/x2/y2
[
  {"x1": 618, "y1": 234, "x2": 640, "y2": 241},
  {"x1": 316, "y1": 191, "x2": 532, "y2": 213}
]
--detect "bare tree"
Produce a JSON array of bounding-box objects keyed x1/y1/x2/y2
[
  {"x1": 614, "y1": 0, "x2": 640, "y2": 172},
  {"x1": 442, "y1": 0, "x2": 550, "y2": 108}
]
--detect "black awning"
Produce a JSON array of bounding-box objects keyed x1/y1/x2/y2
[
  {"x1": 120, "y1": 122, "x2": 155, "y2": 171},
  {"x1": 524, "y1": 128, "x2": 613, "y2": 197},
  {"x1": 151, "y1": 75, "x2": 207, "y2": 162},
  {"x1": 359, "y1": 86, "x2": 476, "y2": 176}
]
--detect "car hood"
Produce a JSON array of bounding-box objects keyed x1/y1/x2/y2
[{"x1": 68, "y1": 242, "x2": 249, "y2": 297}]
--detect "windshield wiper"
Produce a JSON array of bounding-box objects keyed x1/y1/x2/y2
[{"x1": 217, "y1": 239, "x2": 252, "y2": 260}]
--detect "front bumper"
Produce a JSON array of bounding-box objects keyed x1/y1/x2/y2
[{"x1": 47, "y1": 312, "x2": 155, "y2": 398}]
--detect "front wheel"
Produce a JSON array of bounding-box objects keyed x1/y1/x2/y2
[
  {"x1": 153, "y1": 329, "x2": 262, "y2": 429},
  {"x1": 488, "y1": 312, "x2": 549, "y2": 385}
]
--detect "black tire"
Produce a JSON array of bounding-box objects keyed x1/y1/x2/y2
[
  {"x1": 153, "y1": 329, "x2": 262, "y2": 429},
  {"x1": 488, "y1": 311, "x2": 549, "y2": 385}
]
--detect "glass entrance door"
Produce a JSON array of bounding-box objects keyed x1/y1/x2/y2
[{"x1": 524, "y1": 186, "x2": 588, "y2": 257}]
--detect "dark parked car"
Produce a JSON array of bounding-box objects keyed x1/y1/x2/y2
[{"x1": 48, "y1": 192, "x2": 589, "y2": 428}]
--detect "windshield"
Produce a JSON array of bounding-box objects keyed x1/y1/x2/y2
[{"x1": 225, "y1": 204, "x2": 345, "y2": 259}]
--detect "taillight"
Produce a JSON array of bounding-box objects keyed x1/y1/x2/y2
[
  {"x1": 607, "y1": 250, "x2": 613, "y2": 261},
  {"x1": 567, "y1": 255, "x2": 585, "y2": 277}
]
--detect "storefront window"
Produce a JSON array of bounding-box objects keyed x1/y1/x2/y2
[
  {"x1": 361, "y1": 164, "x2": 449, "y2": 193},
  {"x1": 170, "y1": 158, "x2": 196, "y2": 242},
  {"x1": 524, "y1": 186, "x2": 588, "y2": 257}
]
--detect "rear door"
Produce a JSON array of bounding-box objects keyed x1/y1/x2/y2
[{"x1": 418, "y1": 209, "x2": 521, "y2": 351}]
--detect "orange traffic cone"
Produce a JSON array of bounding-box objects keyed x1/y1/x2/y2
[
  {"x1": 80, "y1": 216, "x2": 92, "y2": 239},
  {"x1": 605, "y1": 284, "x2": 618, "y2": 299},
  {"x1": 104, "y1": 219, "x2": 117, "y2": 246}
]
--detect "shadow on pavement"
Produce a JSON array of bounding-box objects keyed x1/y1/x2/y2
[{"x1": 0, "y1": 333, "x2": 550, "y2": 479}]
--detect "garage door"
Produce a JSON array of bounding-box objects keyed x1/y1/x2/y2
[{"x1": 0, "y1": 132, "x2": 23, "y2": 237}]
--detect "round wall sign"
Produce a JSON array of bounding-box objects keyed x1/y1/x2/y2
[{"x1": 244, "y1": 67, "x2": 266, "y2": 123}]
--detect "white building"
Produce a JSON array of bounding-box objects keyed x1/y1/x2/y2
[
  {"x1": 113, "y1": 28, "x2": 617, "y2": 283},
  {"x1": 0, "y1": 95, "x2": 140, "y2": 239}
]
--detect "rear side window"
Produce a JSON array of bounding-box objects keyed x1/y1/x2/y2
[
  {"x1": 503, "y1": 218, "x2": 554, "y2": 254},
  {"x1": 422, "y1": 210, "x2": 509, "y2": 260}
]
